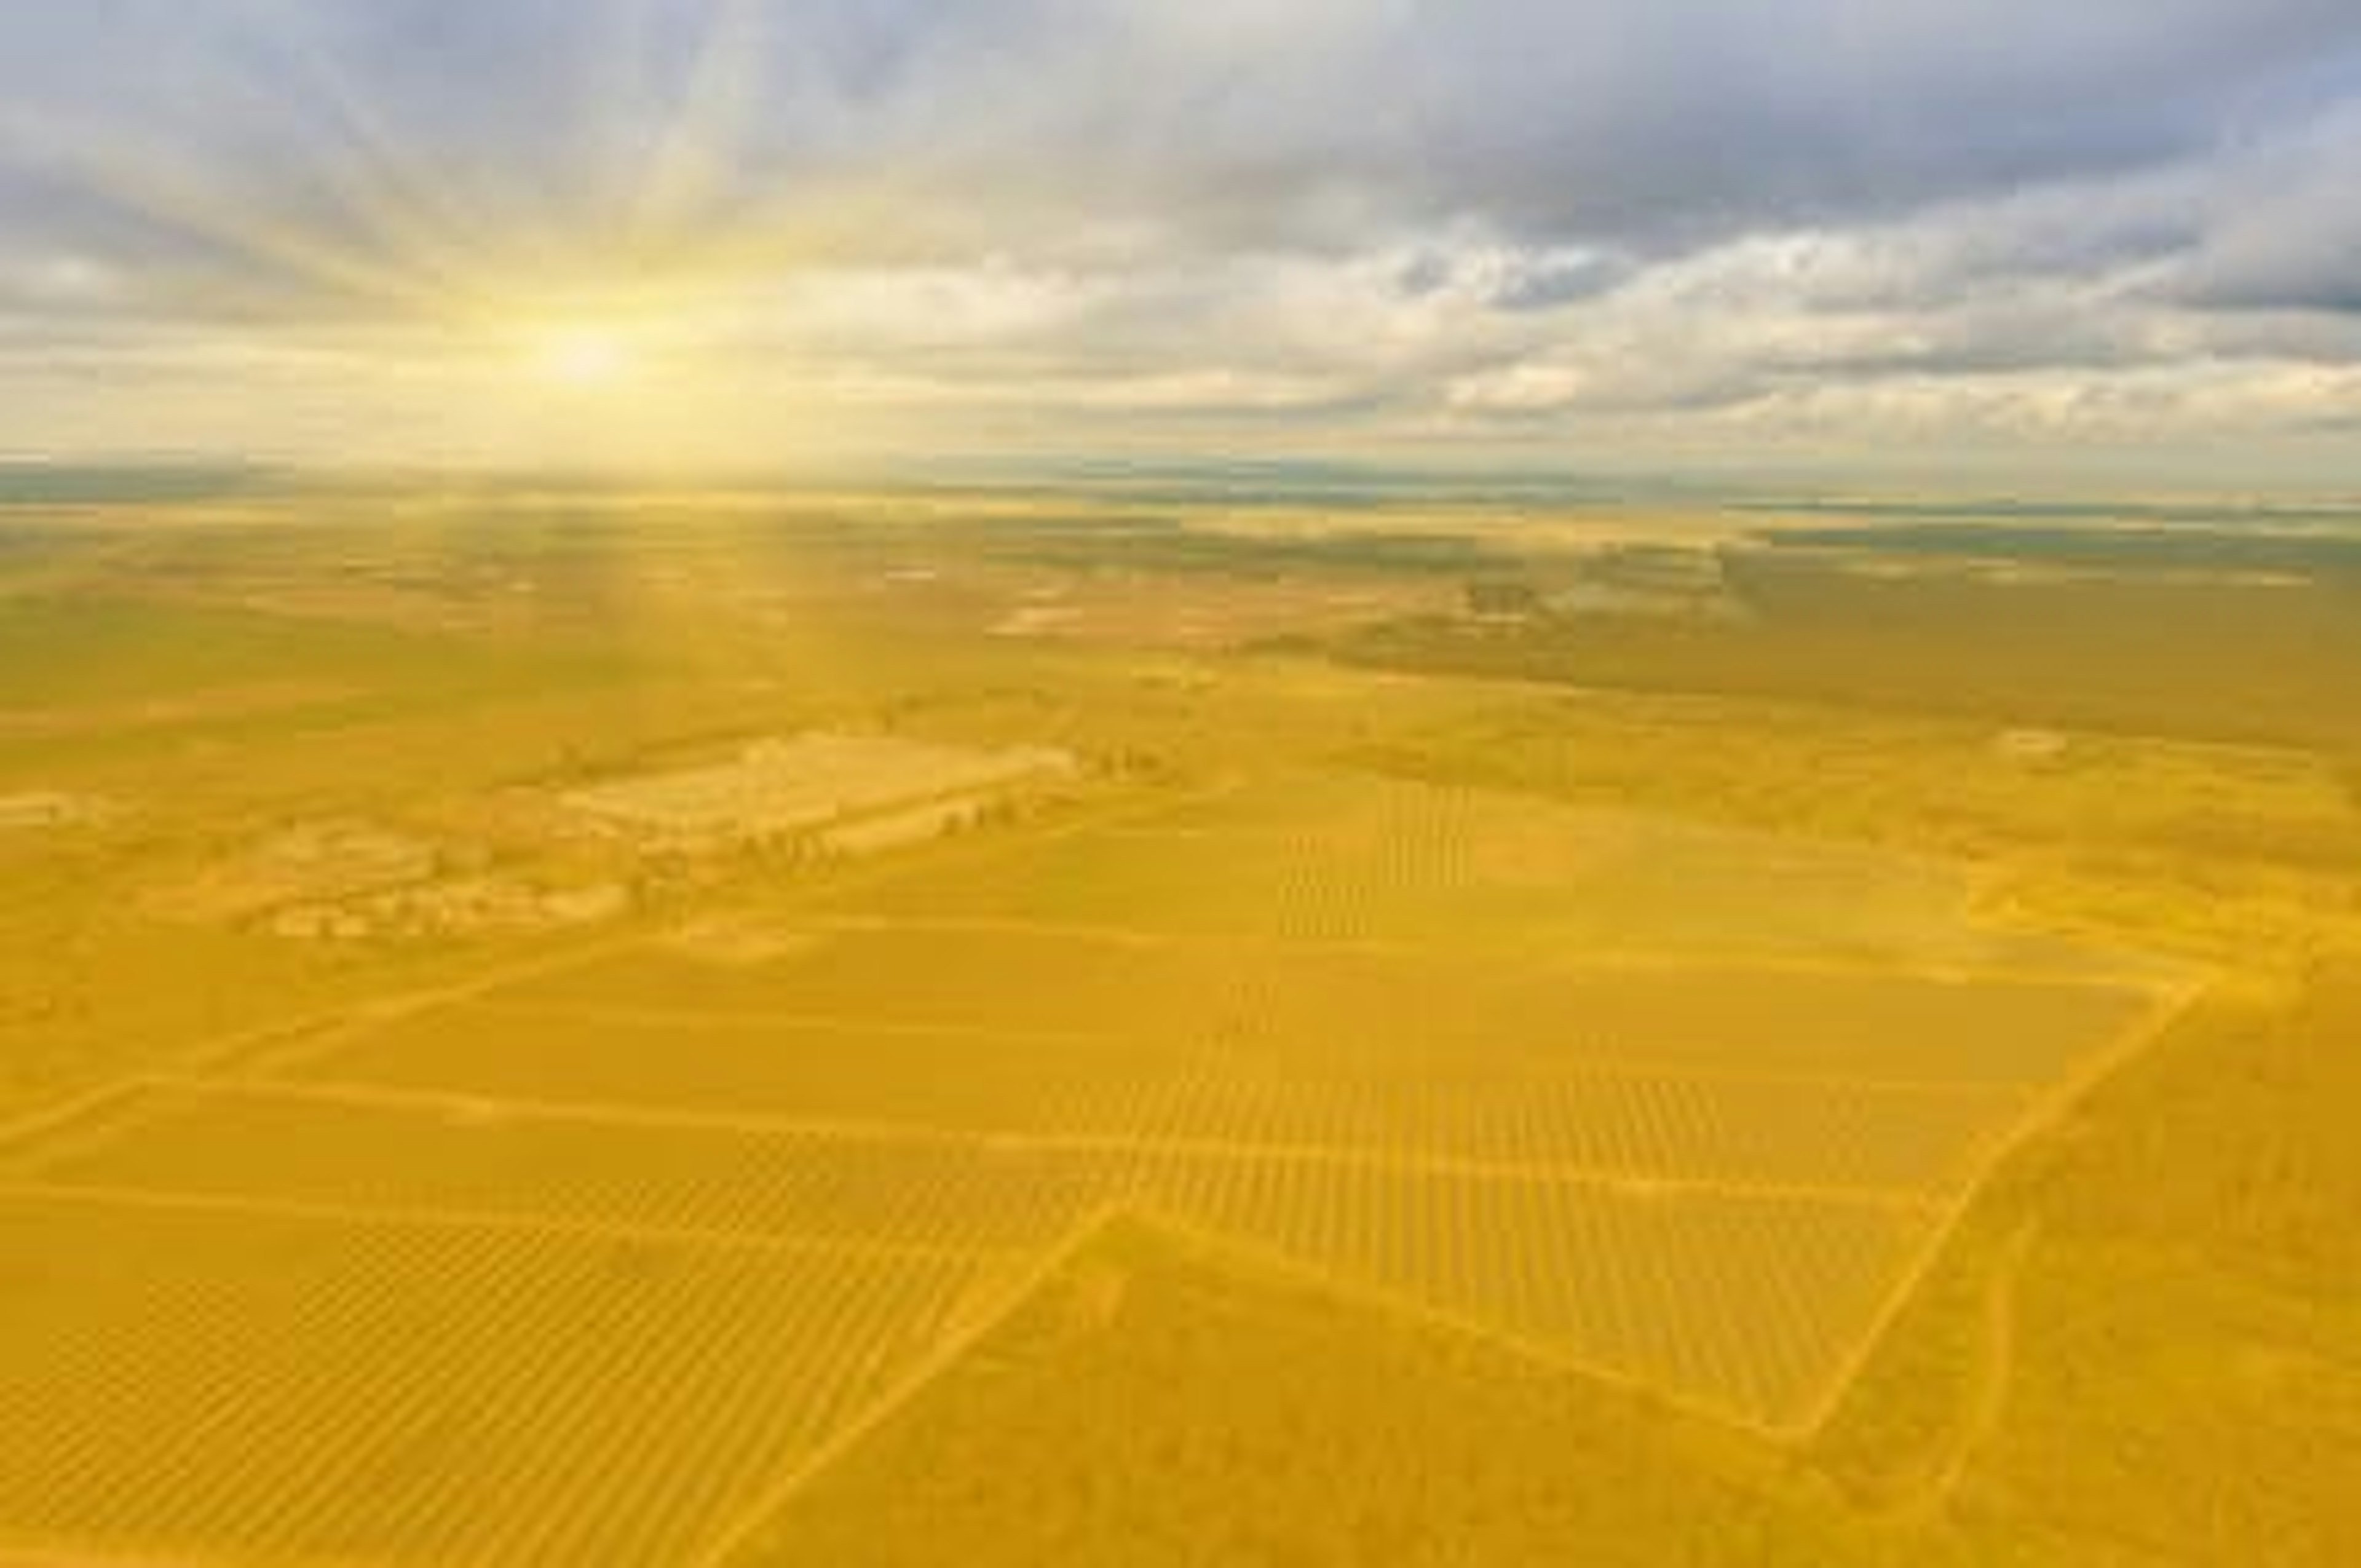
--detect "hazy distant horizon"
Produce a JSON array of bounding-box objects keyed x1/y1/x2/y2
[{"x1": 6, "y1": 453, "x2": 2361, "y2": 515}]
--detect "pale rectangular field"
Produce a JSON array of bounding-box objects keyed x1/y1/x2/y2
[
  {"x1": 1141, "y1": 1157, "x2": 1923, "y2": 1427},
  {"x1": 817, "y1": 774, "x2": 2123, "y2": 972},
  {"x1": 271, "y1": 1004, "x2": 2039, "y2": 1194},
  {"x1": 467, "y1": 925, "x2": 2154, "y2": 1087},
  {"x1": 563, "y1": 732, "x2": 1073, "y2": 847},
  {"x1": 12, "y1": 1087, "x2": 1922, "y2": 1428},
  {"x1": 21, "y1": 1082, "x2": 1102, "y2": 1253},
  {"x1": 0, "y1": 1190, "x2": 987, "y2": 1567}
]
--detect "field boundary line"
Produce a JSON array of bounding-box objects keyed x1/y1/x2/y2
[
  {"x1": 132, "y1": 1074, "x2": 1953, "y2": 1216},
  {"x1": 0, "y1": 1534, "x2": 243, "y2": 1568},
  {"x1": 1107, "y1": 1203, "x2": 1808, "y2": 1436},
  {"x1": 684, "y1": 1205, "x2": 1137, "y2": 1568},
  {"x1": 422, "y1": 997, "x2": 2079, "y2": 1099},
  {"x1": 759, "y1": 775, "x2": 1244, "y2": 912},
  {"x1": 220, "y1": 928, "x2": 666, "y2": 1080},
  {"x1": 0, "y1": 1082, "x2": 165, "y2": 1174},
  {"x1": 0, "y1": 1179, "x2": 1022, "y2": 1267},
  {"x1": 461, "y1": 1000, "x2": 1111, "y2": 1047},
  {"x1": 0, "y1": 922, "x2": 660, "y2": 1156},
  {"x1": 0, "y1": 782, "x2": 1241, "y2": 1129},
  {"x1": 679, "y1": 1201, "x2": 1824, "y2": 1559},
  {"x1": 799, "y1": 911, "x2": 2172, "y2": 990},
  {"x1": 1782, "y1": 970, "x2": 2217, "y2": 1440},
  {"x1": 1875, "y1": 1218, "x2": 2039, "y2": 1525}
]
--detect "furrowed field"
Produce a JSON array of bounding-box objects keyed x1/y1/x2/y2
[
  {"x1": 1, "y1": 495, "x2": 2345, "y2": 1564},
  {"x1": 4, "y1": 766, "x2": 2173, "y2": 1566}
]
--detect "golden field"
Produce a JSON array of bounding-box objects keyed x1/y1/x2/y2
[{"x1": 0, "y1": 489, "x2": 2354, "y2": 1562}]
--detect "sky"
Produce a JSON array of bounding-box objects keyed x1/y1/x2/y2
[{"x1": 2, "y1": 0, "x2": 2359, "y2": 486}]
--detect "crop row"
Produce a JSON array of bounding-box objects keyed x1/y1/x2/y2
[
  {"x1": 0, "y1": 1190, "x2": 983, "y2": 1566},
  {"x1": 28, "y1": 1085, "x2": 1924, "y2": 1427}
]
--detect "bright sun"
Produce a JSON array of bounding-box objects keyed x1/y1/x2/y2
[{"x1": 536, "y1": 326, "x2": 635, "y2": 387}]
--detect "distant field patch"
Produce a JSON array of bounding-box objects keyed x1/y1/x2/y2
[
  {"x1": 286, "y1": 1004, "x2": 2038, "y2": 1192},
  {"x1": 0, "y1": 791, "x2": 107, "y2": 831},
  {"x1": 467, "y1": 924, "x2": 2150, "y2": 1090},
  {"x1": 563, "y1": 732, "x2": 1075, "y2": 852},
  {"x1": 825, "y1": 774, "x2": 2122, "y2": 970}
]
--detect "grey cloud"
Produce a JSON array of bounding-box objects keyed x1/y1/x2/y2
[
  {"x1": 1392, "y1": 244, "x2": 1633, "y2": 311},
  {"x1": 1, "y1": 1, "x2": 2359, "y2": 469},
  {"x1": 2161, "y1": 103, "x2": 2361, "y2": 314},
  {"x1": 7, "y1": 2, "x2": 2359, "y2": 276}
]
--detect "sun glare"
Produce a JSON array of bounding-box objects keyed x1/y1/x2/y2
[{"x1": 536, "y1": 326, "x2": 635, "y2": 387}]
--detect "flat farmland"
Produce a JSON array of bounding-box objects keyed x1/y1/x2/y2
[
  {"x1": 0, "y1": 1189, "x2": 987, "y2": 1567},
  {"x1": 287, "y1": 986, "x2": 2060, "y2": 1192},
  {"x1": 561, "y1": 732, "x2": 1076, "y2": 851},
  {"x1": 823, "y1": 774, "x2": 2124, "y2": 970},
  {"x1": 15, "y1": 1081, "x2": 1104, "y2": 1254},
  {"x1": 165, "y1": 775, "x2": 2169, "y2": 1433},
  {"x1": 2, "y1": 490, "x2": 2349, "y2": 1566},
  {"x1": 0, "y1": 766, "x2": 2191, "y2": 1565},
  {"x1": 18, "y1": 1080, "x2": 1925, "y2": 1427},
  {"x1": 456, "y1": 925, "x2": 2150, "y2": 1085}
]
